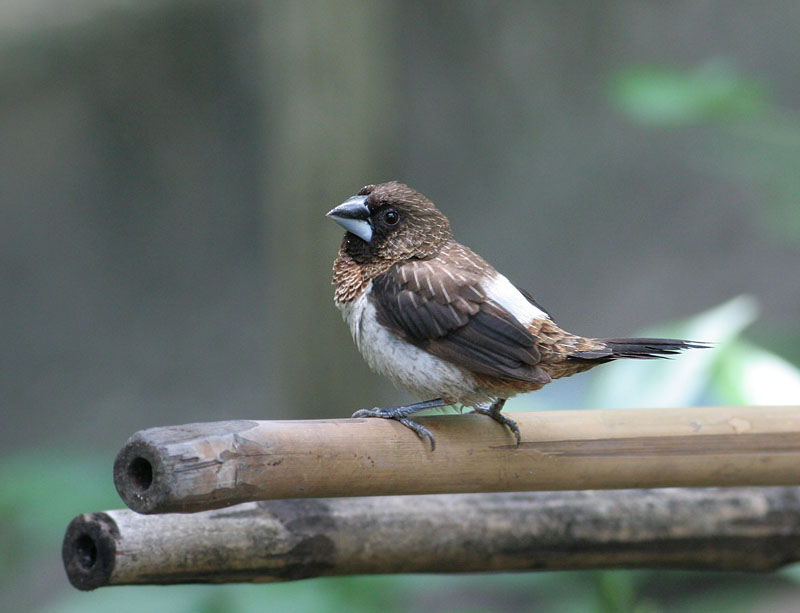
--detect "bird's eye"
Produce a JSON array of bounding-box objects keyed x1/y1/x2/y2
[{"x1": 384, "y1": 209, "x2": 400, "y2": 225}]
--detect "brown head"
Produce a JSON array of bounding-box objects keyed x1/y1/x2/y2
[{"x1": 327, "y1": 181, "x2": 452, "y2": 264}]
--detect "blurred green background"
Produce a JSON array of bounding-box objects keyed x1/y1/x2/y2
[{"x1": 2, "y1": 1, "x2": 800, "y2": 611}]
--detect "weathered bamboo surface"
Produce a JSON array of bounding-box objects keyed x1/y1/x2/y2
[
  {"x1": 113, "y1": 406, "x2": 800, "y2": 514},
  {"x1": 63, "y1": 487, "x2": 800, "y2": 590}
]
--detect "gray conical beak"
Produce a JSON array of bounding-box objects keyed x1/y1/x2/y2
[{"x1": 326, "y1": 195, "x2": 373, "y2": 243}]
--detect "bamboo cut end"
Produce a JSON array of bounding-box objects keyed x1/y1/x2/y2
[
  {"x1": 62, "y1": 513, "x2": 118, "y2": 590},
  {"x1": 113, "y1": 439, "x2": 166, "y2": 514}
]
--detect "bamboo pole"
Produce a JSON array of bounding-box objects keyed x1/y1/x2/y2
[
  {"x1": 63, "y1": 487, "x2": 800, "y2": 590},
  {"x1": 112, "y1": 406, "x2": 800, "y2": 514}
]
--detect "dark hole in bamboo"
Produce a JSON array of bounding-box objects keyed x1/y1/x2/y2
[
  {"x1": 75, "y1": 533, "x2": 97, "y2": 570},
  {"x1": 128, "y1": 457, "x2": 153, "y2": 492}
]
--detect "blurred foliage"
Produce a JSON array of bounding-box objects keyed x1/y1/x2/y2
[
  {"x1": 0, "y1": 450, "x2": 121, "y2": 570},
  {"x1": 610, "y1": 59, "x2": 800, "y2": 247},
  {"x1": 582, "y1": 295, "x2": 758, "y2": 410},
  {"x1": 609, "y1": 60, "x2": 769, "y2": 126},
  {"x1": 4, "y1": 296, "x2": 800, "y2": 611}
]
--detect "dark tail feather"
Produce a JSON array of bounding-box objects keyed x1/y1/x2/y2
[{"x1": 568, "y1": 338, "x2": 710, "y2": 362}]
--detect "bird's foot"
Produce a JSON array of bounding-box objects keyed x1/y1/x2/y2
[
  {"x1": 471, "y1": 399, "x2": 520, "y2": 446},
  {"x1": 352, "y1": 398, "x2": 446, "y2": 451}
]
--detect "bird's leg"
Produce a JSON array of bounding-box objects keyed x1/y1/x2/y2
[
  {"x1": 352, "y1": 398, "x2": 447, "y2": 450},
  {"x1": 471, "y1": 399, "x2": 520, "y2": 446}
]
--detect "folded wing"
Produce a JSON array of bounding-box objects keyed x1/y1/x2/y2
[{"x1": 370, "y1": 257, "x2": 550, "y2": 384}]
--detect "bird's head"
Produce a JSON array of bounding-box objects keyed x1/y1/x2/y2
[{"x1": 327, "y1": 181, "x2": 452, "y2": 263}]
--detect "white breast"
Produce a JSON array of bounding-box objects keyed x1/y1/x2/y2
[
  {"x1": 337, "y1": 283, "x2": 483, "y2": 403},
  {"x1": 481, "y1": 273, "x2": 549, "y2": 326}
]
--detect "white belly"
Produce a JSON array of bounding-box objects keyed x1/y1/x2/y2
[{"x1": 337, "y1": 284, "x2": 486, "y2": 403}]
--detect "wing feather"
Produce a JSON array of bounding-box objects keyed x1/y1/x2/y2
[{"x1": 371, "y1": 256, "x2": 548, "y2": 383}]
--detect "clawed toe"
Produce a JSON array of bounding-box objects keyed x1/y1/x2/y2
[
  {"x1": 351, "y1": 405, "x2": 438, "y2": 451},
  {"x1": 351, "y1": 408, "x2": 380, "y2": 419},
  {"x1": 398, "y1": 417, "x2": 436, "y2": 451},
  {"x1": 505, "y1": 419, "x2": 522, "y2": 446},
  {"x1": 472, "y1": 403, "x2": 521, "y2": 447}
]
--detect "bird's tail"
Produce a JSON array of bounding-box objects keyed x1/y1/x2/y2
[{"x1": 568, "y1": 337, "x2": 709, "y2": 363}]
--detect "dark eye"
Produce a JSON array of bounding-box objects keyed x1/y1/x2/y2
[{"x1": 384, "y1": 209, "x2": 400, "y2": 225}]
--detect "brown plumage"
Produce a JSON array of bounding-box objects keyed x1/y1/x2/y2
[{"x1": 328, "y1": 181, "x2": 706, "y2": 450}]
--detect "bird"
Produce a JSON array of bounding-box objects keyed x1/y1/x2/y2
[{"x1": 327, "y1": 181, "x2": 706, "y2": 450}]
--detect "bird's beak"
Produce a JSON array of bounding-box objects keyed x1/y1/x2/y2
[{"x1": 326, "y1": 195, "x2": 373, "y2": 243}]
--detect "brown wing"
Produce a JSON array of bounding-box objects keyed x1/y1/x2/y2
[{"x1": 370, "y1": 257, "x2": 549, "y2": 383}]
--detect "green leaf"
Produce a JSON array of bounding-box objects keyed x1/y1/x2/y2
[
  {"x1": 713, "y1": 339, "x2": 800, "y2": 404},
  {"x1": 781, "y1": 563, "x2": 800, "y2": 584},
  {"x1": 594, "y1": 570, "x2": 637, "y2": 613},
  {"x1": 584, "y1": 295, "x2": 758, "y2": 409},
  {"x1": 0, "y1": 449, "x2": 121, "y2": 557},
  {"x1": 609, "y1": 60, "x2": 768, "y2": 126}
]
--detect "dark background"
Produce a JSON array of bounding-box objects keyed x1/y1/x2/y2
[{"x1": 2, "y1": 1, "x2": 799, "y2": 611}]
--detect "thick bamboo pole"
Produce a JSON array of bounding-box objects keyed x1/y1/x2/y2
[
  {"x1": 113, "y1": 406, "x2": 800, "y2": 514},
  {"x1": 63, "y1": 487, "x2": 800, "y2": 590}
]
